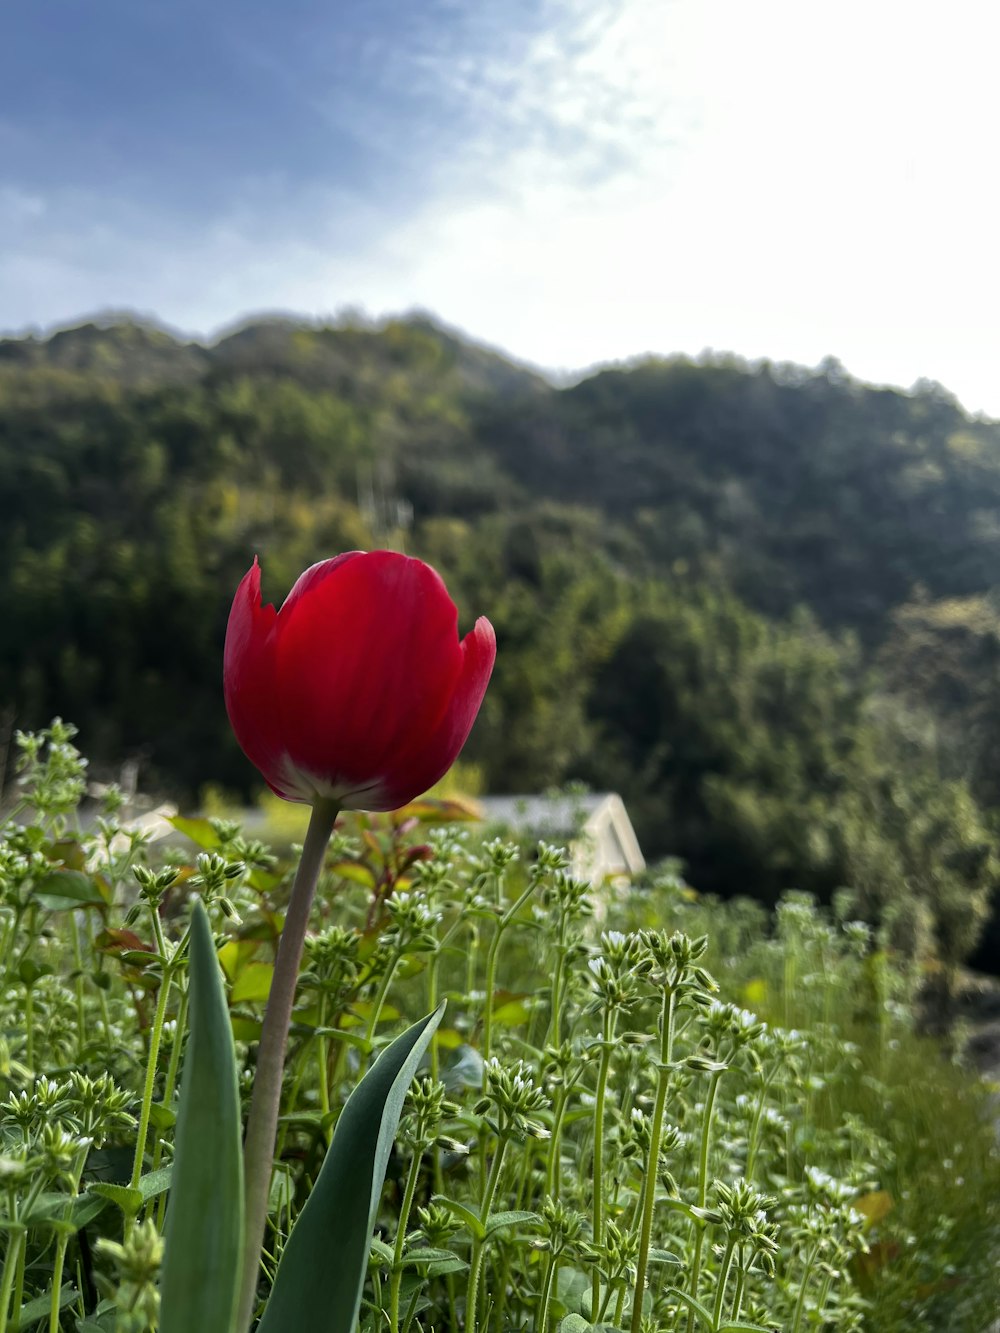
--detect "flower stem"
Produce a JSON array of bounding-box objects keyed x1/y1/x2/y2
[
  {"x1": 536, "y1": 1249, "x2": 557, "y2": 1333},
  {"x1": 685, "y1": 1069, "x2": 724, "y2": 1331},
  {"x1": 790, "y1": 1240, "x2": 820, "y2": 1333},
  {"x1": 711, "y1": 1235, "x2": 737, "y2": 1329},
  {"x1": 0, "y1": 1230, "x2": 23, "y2": 1333},
  {"x1": 630, "y1": 988, "x2": 676, "y2": 1333},
  {"x1": 482, "y1": 879, "x2": 539, "y2": 1070},
  {"x1": 237, "y1": 797, "x2": 338, "y2": 1333},
  {"x1": 466, "y1": 1135, "x2": 509, "y2": 1333},
  {"x1": 590, "y1": 1014, "x2": 616, "y2": 1321},
  {"x1": 128, "y1": 960, "x2": 174, "y2": 1195},
  {"x1": 388, "y1": 1148, "x2": 424, "y2": 1333}
]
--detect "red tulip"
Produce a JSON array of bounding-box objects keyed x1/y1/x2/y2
[{"x1": 223, "y1": 551, "x2": 495, "y2": 811}]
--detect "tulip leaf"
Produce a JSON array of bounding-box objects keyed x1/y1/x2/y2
[
  {"x1": 258, "y1": 1003, "x2": 445, "y2": 1333},
  {"x1": 159, "y1": 899, "x2": 244, "y2": 1333}
]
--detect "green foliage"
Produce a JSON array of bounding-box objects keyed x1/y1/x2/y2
[
  {"x1": 4, "y1": 317, "x2": 1000, "y2": 966},
  {"x1": 2, "y1": 739, "x2": 998, "y2": 1332},
  {"x1": 258, "y1": 1006, "x2": 443, "y2": 1333},
  {"x1": 159, "y1": 901, "x2": 243, "y2": 1333}
]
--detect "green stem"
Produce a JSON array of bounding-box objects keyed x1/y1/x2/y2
[
  {"x1": 613, "y1": 1281, "x2": 627, "y2": 1329},
  {"x1": 0, "y1": 1231, "x2": 23, "y2": 1333},
  {"x1": 316, "y1": 992, "x2": 330, "y2": 1122},
  {"x1": 47, "y1": 1151, "x2": 89, "y2": 1333},
  {"x1": 686, "y1": 1069, "x2": 724, "y2": 1330},
  {"x1": 493, "y1": 1248, "x2": 513, "y2": 1331},
  {"x1": 789, "y1": 1241, "x2": 820, "y2": 1333},
  {"x1": 365, "y1": 954, "x2": 403, "y2": 1052},
  {"x1": 128, "y1": 962, "x2": 174, "y2": 1193},
  {"x1": 388, "y1": 1148, "x2": 425, "y2": 1333},
  {"x1": 427, "y1": 916, "x2": 459, "y2": 1084},
  {"x1": 711, "y1": 1235, "x2": 737, "y2": 1329},
  {"x1": 630, "y1": 988, "x2": 676, "y2": 1333},
  {"x1": 237, "y1": 797, "x2": 338, "y2": 1333},
  {"x1": 536, "y1": 1249, "x2": 557, "y2": 1333},
  {"x1": 545, "y1": 1083, "x2": 570, "y2": 1201},
  {"x1": 482, "y1": 879, "x2": 538, "y2": 1070},
  {"x1": 544, "y1": 912, "x2": 569, "y2": 1049},
  {"x1": 10, "y1": 1232, "x2": 25, "y2": 1333},
  {"x1": 23, "y1": 989, "x2": 33, "y2": 1073},
  {"x1": 466, "y1": 1136, "x2": 509, "y2": 1333},
  {"x1": 48, "y1": 1238, "x2": 69, "y2": 1333},
  {"x1": 481, "y1": 929, "x2": 503, "y2": 1074},
  {"x1": 590, "y1": 1014, "x2": 616, "y2": 1322},
  {"x1": 0, "y1": 910, "x2": 21, "y2": 979},
  {"x1": 72, "y1": 915, "x2": 87, "y2": 1061},
  {"x1": 152, "y1": 984, "x2": 189, "y2": 1228},
  {"x1": 814, "y1": 1269, "x2": 834, "y2": 1323},
  {"x1": 731, "y1": 1258, "x2": 747, "y2": 1323},
  {"x1": 274, "y1": 1037, "x2": 314, "y2": 1164},
  {"x1": 744, "y1": 1067, "x2": 778, "y2": 1181}
]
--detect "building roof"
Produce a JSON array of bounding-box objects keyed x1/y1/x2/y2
[
  {"x1": 475, "y1": 791, "x2": 646, "y2": 878},
  {"x1": 476, "y1": 792, "x2": 612, "y2": 836}
]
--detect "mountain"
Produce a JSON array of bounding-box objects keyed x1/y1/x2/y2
[{"x1": 3, "y1": 312, "x2": 1000, "y2": 970}]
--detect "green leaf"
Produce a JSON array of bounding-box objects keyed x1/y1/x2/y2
[
  {"x1": 556, "y1": 1321, "x2": 627, "y2": 1333},
  {"x1": 22, "y1": 1192, "x2": 107, "y2": 1231},
  {"x1": 368, "y1": 1236, "x2": 395, "y2": 1265},
  {"x1": 398, "y1": 1246, "x2": 464, "y2": 1267},
  {"x1": 86, "y1": 1182, "x2": 142, "y2": 1216},
  {"x1": 667, "y1": 1289, "x2": 715, "y2": 1329},
  {"x1": 421, "y1": 1257, "x2": 468, "y2": 1278},
  {"x1": 430, "y1": 1194, "x2": 486, "y2": 1241},
  {"x1": 137, "y1": 1165, "x2": 172, "y2": 1201},
  {"x1": 717, "y1": 1325, "x2": 773, "y2": 1333},
  {"x1": 258, "y1": 1003, "x2": 444, "y2": 1333},
  {"x1": 32, "y1": 869, "x2": 108, "y2": 911},
  {"x1": 492, "y1": 998, "x2": 530, "y2": 1026},
  {"x1": 230, "y1": 961, "x2": 274, "y2": 1004},
  {"x1": 159, "y1": 899, "x2": 244, "y2": 1333},
  {"x1": 168, "y1": 815, "x2": 222, "y2": 849},
  {"x1": 17, "y1": 1284, "x2": 75, "y2": 1329},
  {"x1": 146, "y1": 1101, "x2": 177, "y2": 1131},
  {"x1": 231, "y1": 1014, "x2": 263, "y2": 1042},
  {"x1": 17, "y1": 958, "x2": 52, "y2": 987},
  {"x1": 484, "y1": 1209, "x2": 542, "y2": 1238},
  {"x1": 647, "y1": 1248, "x2": 682, "y2": 1264},
  {"x1": 329, "y1": 859, "x2": 378, "y2": 888}
]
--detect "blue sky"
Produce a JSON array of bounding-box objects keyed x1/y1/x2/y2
[{"x1": 3, "y1": 0, "x2": 1000, "y2": 414}]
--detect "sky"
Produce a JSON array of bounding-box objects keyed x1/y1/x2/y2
[{"x1": 2, "y1": 0, "x2": 1000, "y2": 414}]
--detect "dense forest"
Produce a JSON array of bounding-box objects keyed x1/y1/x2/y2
[{"x1": 4, "y1": 313, "x2": 1000, "y2": 972}]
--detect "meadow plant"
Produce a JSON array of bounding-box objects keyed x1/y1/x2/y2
[{"x1": 0, "y1": 721, "x2": 998, "y2": 1331}]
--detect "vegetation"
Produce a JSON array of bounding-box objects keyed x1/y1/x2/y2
[
  {"x1": 3, "y1": 315, "x2": 1000, "y2": 969},
  {"x1": 2, "y1": 726, "x2": 998, "y2": 1332}
]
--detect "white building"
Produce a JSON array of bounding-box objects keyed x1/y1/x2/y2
[{"x1": 475, "y1": 791, "x2": 645, "y2": 885}]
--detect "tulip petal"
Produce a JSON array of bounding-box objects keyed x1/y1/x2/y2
[
  {"x1": 223, "y1": 560, "x2": 305, "y2": 801},
  {"x1": 273, "y1": 552, "x2": 465, "y2": 806},
  {"x1": 280, "y1": 552, "x2": 363, "y2": 614},
  {"x1": 374, "y1": 615, "x2": 496, "y2": 810}
]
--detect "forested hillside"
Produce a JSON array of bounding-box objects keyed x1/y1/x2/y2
[{"x1": 4, "y1": 313, "x2": 1000, "y2": 969}]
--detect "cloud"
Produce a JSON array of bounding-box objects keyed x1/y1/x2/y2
[{"x1": 2, "y1": 0, "x2": 1000, "y2": 415}]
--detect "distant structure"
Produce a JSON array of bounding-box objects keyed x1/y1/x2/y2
[
  {"x1": 356, "y1": 460, "x2": 413, "y2": 547},
  {"x1": 475, "y1": 792, "x2": 645, "y2": 885}
]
